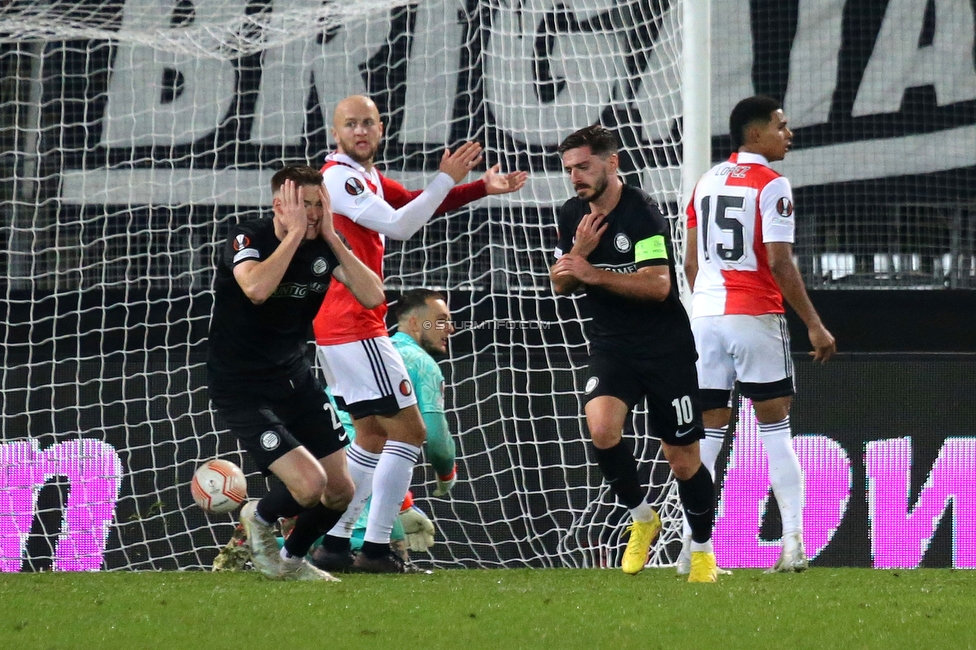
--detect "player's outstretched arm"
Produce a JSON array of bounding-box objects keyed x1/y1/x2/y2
[
  {"x1": 340, "y1": 143, "x2": 485, "y2": 241},
  {"x1": 233, "y1": 179, "x2": 306, "y2": 304},
  {"x1": 482, "y1": 163, "x2": 527, "y2": 195},
  {"x1": 319, "y1": 186, "x2": 385, "y2": 309},
  {"x1": 766, "y1": 241, "x2": 836, "y2": 362},
  {"x1": 422, "y1": 411, "x2": 456, "y2": 496}
]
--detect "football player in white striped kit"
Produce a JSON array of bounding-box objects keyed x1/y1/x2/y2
[{"x1": 683, "y1": 95, "x2": 836, "y2": 573}]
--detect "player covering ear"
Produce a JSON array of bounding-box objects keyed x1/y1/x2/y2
[{"x1": 206, "y1": 165, "x2": 384, "y2": 581}]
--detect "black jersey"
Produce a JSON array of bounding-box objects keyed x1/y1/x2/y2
[
  {"x1": 555, "y1": 184, "x2": 696, "y2": 357},
  {"x1": 208, "y1": 218, "x2": 339, "y2": 384}
]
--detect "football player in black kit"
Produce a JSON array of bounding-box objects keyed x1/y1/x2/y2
[
  {"x1": 207, "y1": 165, "x2": 385, "y2": 581},
  {"x1": 549, "y1": 125, "x2": 719, "y2": 583}
]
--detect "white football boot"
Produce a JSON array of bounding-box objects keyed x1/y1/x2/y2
[{"x1": 766, "y1": 530, "x2": 809, "y2": 573}]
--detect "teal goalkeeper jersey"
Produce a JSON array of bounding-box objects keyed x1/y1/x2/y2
[
  {"x1": 323, "y1": 332, "x2": 452, "y2": 546},
  {"x1": 325, "y1": 331, "x2": 446, "y2": 440}
]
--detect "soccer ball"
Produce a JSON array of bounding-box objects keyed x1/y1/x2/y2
[{"x1": 191, "y1": 459, "x2": 247, "y2": 514}]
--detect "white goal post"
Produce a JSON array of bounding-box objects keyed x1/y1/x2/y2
[{"x1": 1, "y1": 0, "x2": 698, "y2": 571}]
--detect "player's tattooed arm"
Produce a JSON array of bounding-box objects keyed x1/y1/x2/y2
[
  {"x1": 767, "y1": 241, "x2": 836, "y2": 362},
  {"x1": 683, "y1": 226, "x2": 699, "y2": 292}
]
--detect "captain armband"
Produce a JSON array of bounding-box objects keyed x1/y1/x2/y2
[{"x1": 634, "y1": 235, "x2": 668, "y2": 263}]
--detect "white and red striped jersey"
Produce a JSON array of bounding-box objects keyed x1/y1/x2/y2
[
  {"x1": 312, "y1": 153, "x2": 487, "y2": 346},
  {"x1": 686, "y1": 151, "x2": 795, "y2": 317},
  {"x1": 314, "y1": 153, "x2": 390, "y2": 345}
]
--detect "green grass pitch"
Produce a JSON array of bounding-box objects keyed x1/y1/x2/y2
[{"x1": 1, "y1": 568, "x2": 974, "y2": 649}]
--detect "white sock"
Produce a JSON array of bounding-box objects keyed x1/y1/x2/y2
[
  {"x1": 363, "y1": 441, "x2": 421, "y2": 545},
  {"x1": 630, "y1": 502, "x2": 656, "y2": 523},
  {"x1": 327, "y1": 442, "x2": 380, "y2": 538},
  {"x1": 690, "y1": 539, "x2": 714, "y2": 554},
  {"x1": 700, "y1": 427, "x2": 726, "y2": 478},
  {"x1": 759, "y1": 416, "x2": 804, "y2": 536}
]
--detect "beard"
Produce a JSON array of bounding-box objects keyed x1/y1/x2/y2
[
  {"x1": 341, "y1": 140, "x2": 378, "y2": 166},
  {"x1": 419, "y1": 333, "x2": 446, "y2": 356},
  {"x1": 576, "y1": 173, "x2": 609, "y2": 202}
]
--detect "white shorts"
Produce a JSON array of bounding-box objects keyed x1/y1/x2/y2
[
  {"x1": 691, "y1": 313, "x2": 794, "y2": 405},
  {"x1": 315, "y1": 336, "x2": 417, "y2": 418}
]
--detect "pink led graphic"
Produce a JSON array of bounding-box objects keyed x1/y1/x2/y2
[
  {"x1": 0, "y1": 439, "x2": 122, "y2": 572},
  {"x1": 866, "y1": 437, "x2": 976, "y2": 569},
  {"x1": 714, "y1": 398, "x2": 851, "y2": 568}
]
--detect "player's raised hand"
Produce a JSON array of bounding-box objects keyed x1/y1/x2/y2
[
  {"x1": 570, "y1": 212, "x2": 608, "y2": 258},
  {"x1": 483, "y1": 164, "x2": 528, "y2": 195},
  {"x1": 316, "y1": 184, "x2": 337, "y2": 242},
  {"x1": 274, "y1": 179, "x2": 307, "y2": 239},
  {"x1": 808, "y1": 324, "x2": 836, "y2": 363},
  {"x1": 439, "y1": 141, "x2": 484, "y2": 183}
]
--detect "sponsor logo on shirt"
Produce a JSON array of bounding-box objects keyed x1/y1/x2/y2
[
  {"x1": 260, "y1": 431, "x2": 280, "y2": 450},
  {"x1": 614, "y1": 233, "x2": 631, "y2": 253},
  {"x1": 776, "y1": 197, "x2": 794, "y2": 218},
  {"x1": 345, "y1": 177, "x2": 365, "y2": 196},
  {"x1": 594, "y1": 262, "x2": 638, "y2": 274},
  {"x1": 270, "y1": 283, "x2": 308, "y2": 298},
  {"x1": 312, "y1": 257, "x2": 329, "y2": 276}
]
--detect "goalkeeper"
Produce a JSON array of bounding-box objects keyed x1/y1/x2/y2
[{"x1": 311, "y1": 288, "x2": 457, "y2": 570}]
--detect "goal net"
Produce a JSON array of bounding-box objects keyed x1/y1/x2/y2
[{"x1": 0, "y1": 0, "x2": 686, "y2": 571}]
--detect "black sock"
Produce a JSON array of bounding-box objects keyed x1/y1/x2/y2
[
  {"x1": 319, "y1": 534, "x2": 352, "y2": 554},
  {"x1": 677, "y1": 464, "x2": 715, "y2": 544},
  {"x1": 257, "y1": 482, "x2": 305, "y2": 524},
  {"x1": 592, "y1": 439, "x2": 644, "y2": 509},
  {"x1": 361, "y1": 540, "x2": 389, "y2": 559},
  {"x1": 283, "y1": 503, "x2": 345, "y2": 558}
]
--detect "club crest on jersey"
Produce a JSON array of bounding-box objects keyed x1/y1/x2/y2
[
  {"x1": 584, "y1": 376, "x2": 599, "y2": 394},
  {"x1": 399, "y1": 379, "x2": 413, "y2": 396},
  {"x1": 260, "y1": 431, "x2": 280, "y2": 451},
  {"x1": 232, "y1": 234, "x2": 250, "y2": 251},
  {"x1": 614, "y1": 233, "x2": 631, "y2": 253},
  {"x1": 777, "y1": 197, "x2": 794, "y2": 217},
  {"x1": 345, "y1": 177, "x2": 365, "y2": 196},
  {"x1": 312, "y1": 257, "x2": 329, "y2": 276}
]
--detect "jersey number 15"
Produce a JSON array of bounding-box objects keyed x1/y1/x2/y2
[{"x1": 700, "y1": 195, "x2": 746, "y2": 263}]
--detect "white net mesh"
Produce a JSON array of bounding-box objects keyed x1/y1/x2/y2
[{"x1": 1, "y1": 0, "x2": 686, "y2": 571}]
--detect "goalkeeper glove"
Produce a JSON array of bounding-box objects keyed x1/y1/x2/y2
[
  {"x1": 433, "y1": 465, "x2": 457, "y2": 497},
  {"x1": 398, "y1": 499, "x2": 435, "y2": 552}
]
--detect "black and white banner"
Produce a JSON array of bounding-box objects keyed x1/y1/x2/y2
[{"x1": 45, "y1": 0, "x2": 976, "y2": 207}]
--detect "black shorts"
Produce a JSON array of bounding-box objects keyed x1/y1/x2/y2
[
  {"x1": 209, "y1": 371, "x2": 348, "y2": 475},
  {"x1": 582, "y1": 349, "x2": 705, "y2": 446}
]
